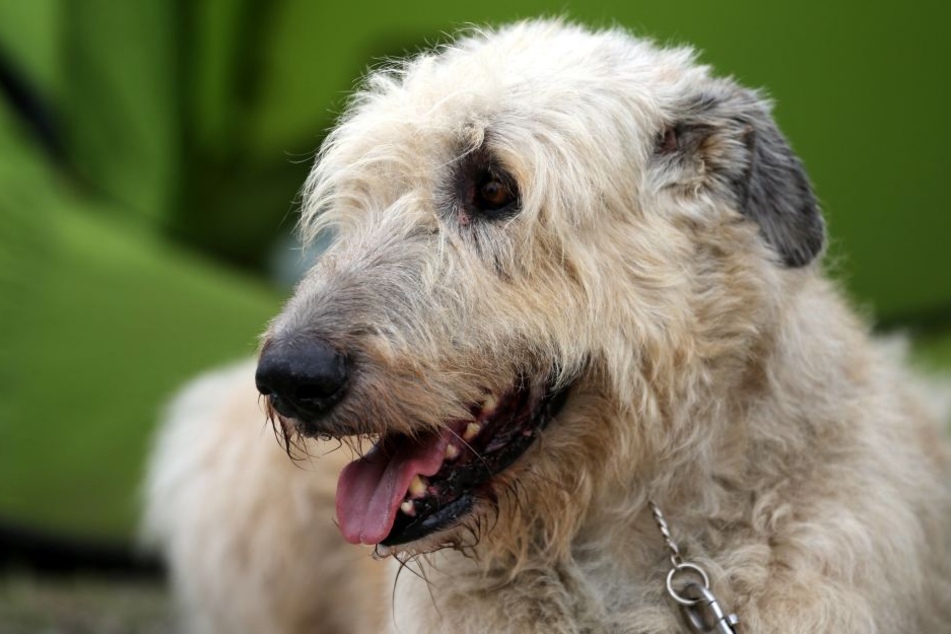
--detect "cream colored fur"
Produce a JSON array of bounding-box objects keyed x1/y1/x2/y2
[{"x1": 143, "y1": 20, "x2": 951, "y2": 633}]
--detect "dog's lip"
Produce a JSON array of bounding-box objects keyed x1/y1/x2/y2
[
  {"x1": 383, "y1": 493, "x2": 475, "y2": 548},
  {"x1": 334, "y1": 375, "x2": 570, "y2": 548}
]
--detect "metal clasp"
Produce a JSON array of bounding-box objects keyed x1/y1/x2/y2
[
  {"x1": 650, "y1": 502, "x2": 740, "y2": 634},
  {"x1": 679, "y1": 583, "x2": 740, "y2": 634}
]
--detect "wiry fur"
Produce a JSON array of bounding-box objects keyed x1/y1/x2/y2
[{"x1": 144, "y1": 20, "x2": 951, "y2": 633}]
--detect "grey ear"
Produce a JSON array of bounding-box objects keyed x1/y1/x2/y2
[
  {"x1": 664, "y1": 88, "x2": 826, "y2": 267},
  {"x1": 734, "y1": 111, "x2": 825, "y2": 267}
]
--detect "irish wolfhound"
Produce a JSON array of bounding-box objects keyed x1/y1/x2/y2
[{"x1": 144, "y1": 20, "x2": 951, "y2": 634}]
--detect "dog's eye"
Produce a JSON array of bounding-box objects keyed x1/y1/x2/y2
[
  {"x1": 469, "y1": 169, "x2": 518, "y2": 218},
  {"x1": 450, "y1": 148, "x2": 521, "y2": 222}
]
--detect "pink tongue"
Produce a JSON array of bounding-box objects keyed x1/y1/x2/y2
[{"x1": 336, "y1": 430, "x2": 451, "y2": 545}]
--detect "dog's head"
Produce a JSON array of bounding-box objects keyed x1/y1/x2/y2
[{"x1": 255, "y1": 20, "x2": 824, "y2": 558}]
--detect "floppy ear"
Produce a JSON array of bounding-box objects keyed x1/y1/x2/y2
[
  {"x1": 733, "y1": 103, "x2": 825, "y2": 267},
  {"x1": 660, "y1": 88, "x2": 825, "y2": 267}
]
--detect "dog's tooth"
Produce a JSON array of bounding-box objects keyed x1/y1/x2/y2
[
  {"x1": 481, "y1": 394, "x2": 498, "y2": 416},
  {"x1": 445, "y1": 443, "x2": 460, "y2": 460},
  {"x1": 408, "y1": 475, "x2": 428, "y2": 498},
  {"x1": 464, "y1": 423, "x2": 482, "y2": 441},
  {"x1": 400, "y1": 500, "x2": 416, "y2": 516}
]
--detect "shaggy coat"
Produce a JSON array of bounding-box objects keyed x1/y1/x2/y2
[{"x1": 144, "y1": 21, "x2": 951, "y2": 634}]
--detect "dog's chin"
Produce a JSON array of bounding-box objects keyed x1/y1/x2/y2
[{"x1": 291, "y1": 373, "x2": 572, "y2": 552}]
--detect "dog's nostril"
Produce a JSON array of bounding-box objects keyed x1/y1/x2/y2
[
  {"x1": 295, "y1": 382, "x2": 337, "y2": 402},
  {"x1": 255, "y1": 338, "x2": 349, "y2": 419}
]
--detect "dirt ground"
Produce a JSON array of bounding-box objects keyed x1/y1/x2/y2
[{"x1": 0, "y1": 574, "x2": 174, "y2": 634}]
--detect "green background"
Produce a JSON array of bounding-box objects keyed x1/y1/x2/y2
[{"x1": 0, "y1": 0, "x2": 949, "y2": 540}]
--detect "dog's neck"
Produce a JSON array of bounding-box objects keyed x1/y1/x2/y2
[{"x1": 574, "y1": 274, "x2": 876, "y2": 608}]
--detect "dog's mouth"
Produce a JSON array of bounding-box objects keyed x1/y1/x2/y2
[{"x1": 335, "y1": 376, "x2": 570, "y2": 547}]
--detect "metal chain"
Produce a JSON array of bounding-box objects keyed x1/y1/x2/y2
[
  {"x1": 647, "y1": 500, "x2": 740, "y2": 634},
  {"x1": 649, "y1": 500, "x2": 684, "y2": 568}
]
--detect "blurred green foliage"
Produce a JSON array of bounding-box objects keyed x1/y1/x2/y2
[
  {"x1": 0, "y1": 1, "x2": 949, "y2": 539},
  {"x1": 0, "y1": 98, "x2": 279, "y2": 536}
]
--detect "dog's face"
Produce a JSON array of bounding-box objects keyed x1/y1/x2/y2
[{"x1": 256, "y1": 21, "x2": 824, "y2": 557}]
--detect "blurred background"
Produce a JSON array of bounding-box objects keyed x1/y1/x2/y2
[{"x1": 0, "y1": 0, "x2": 949, "y2": 631}]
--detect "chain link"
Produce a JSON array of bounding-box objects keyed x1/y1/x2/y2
[{"x1": 649, "y1": 500, "x2": 684, "y2": 568}]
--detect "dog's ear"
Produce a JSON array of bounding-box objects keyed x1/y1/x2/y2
[
  {"x1": 732, "y1": 98, "x2": 825, "y2": 267},
  {"x1": 659, "y1": 89, "x2": 825, "y2": 267}
]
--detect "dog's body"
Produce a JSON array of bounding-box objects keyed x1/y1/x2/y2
[{"x1": 144, "y1": 21, "x2": 951, "y2": 633}]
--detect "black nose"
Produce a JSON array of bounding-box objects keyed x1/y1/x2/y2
[{"x1": 255, "y1": 338, "x2": 349, "y2": 420}]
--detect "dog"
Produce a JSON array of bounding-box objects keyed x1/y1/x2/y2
[{"x1": 144, "y1": 20, "x2": 951, "y2": 633}]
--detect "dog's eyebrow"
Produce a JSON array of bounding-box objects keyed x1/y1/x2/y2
[{"x1": 458, "y1": 122, "x2": 490, "y2": 156}]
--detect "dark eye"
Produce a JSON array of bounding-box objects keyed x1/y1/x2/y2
[
  {"x1": 448, "y1": 147, "x2": 522, "y2": 223},
  {"x1": 475, "y1": 173, "x2": 514, "y2": 210},
  {"x1": 469, "y1": 170, "x2": 518, "y2": 218}
]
